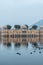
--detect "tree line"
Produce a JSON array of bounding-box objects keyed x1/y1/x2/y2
[{"x1": 3, "y1": 25, "x2": 38, "y2": 30}]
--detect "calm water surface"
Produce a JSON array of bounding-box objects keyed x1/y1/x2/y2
[{"x1": 0, "y1": 37, "x2": 43, "y2": 65}]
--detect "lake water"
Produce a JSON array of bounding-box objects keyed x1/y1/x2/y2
[{"x1": 0, "y1": 37, "x2": 43, "y2": 65}]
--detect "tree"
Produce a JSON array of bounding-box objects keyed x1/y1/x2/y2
[
  {"x1": 14, "y1": 25, "x2": 21, "y2": 29},
  {"x1": 25, "y1": 25, "x2": 29, "y2": 29},
  {"x1": 7, "y1": 25, "x2": 12, "y2": 30},
  {"x1": 32, "y1": 25, "x2": 38, "y2": 30}
]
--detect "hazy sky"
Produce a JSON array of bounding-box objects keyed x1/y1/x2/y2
[{"x1": 0, "y1": 0, "x2": 43, "y2": 26}]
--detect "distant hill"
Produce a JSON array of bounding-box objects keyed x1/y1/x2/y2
[
  {"x1": 30, "y1": 20, "x2": 43, "y2": 29},
  {"x1": 34, "y1": 20, "x2": 43, "y2": 27}
]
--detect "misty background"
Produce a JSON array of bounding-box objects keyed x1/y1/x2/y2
[{"x1": 0, "y1": 0, "x2": 43, "y2": 26}]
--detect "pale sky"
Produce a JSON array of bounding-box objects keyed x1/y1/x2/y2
[{"x1": 0, "y1": 0, "x2": 43, "y2": 26}]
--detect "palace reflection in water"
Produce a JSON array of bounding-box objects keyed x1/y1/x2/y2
[
  {"x1": 0, "y1": 36, "x2": 43, "y2": 49},
  {"x1": 0, "y1": 36, "x2": 43, "y2": 65}
]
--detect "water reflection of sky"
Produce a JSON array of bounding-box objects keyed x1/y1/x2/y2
[{"x1": 0, "y1": 38, "x2": 43, "y2": 65}]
